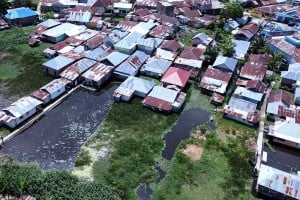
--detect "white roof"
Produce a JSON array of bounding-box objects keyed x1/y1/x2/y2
[
  {"x1": 81, "y1": 63, "x2": 113, "y2": 82},
  {"x1": 119, "y1": 76, "x2": 155, "y2": 94},
  {"x1": 113, "y1": 2, "x2": 133, "y2": 9},
  {"x1": 174, "y1": 58, "x2": 203, "y2": 69},
  {"x1": 41, "y1": 78, "x2": 70, "y2": 95},
  {"x1": 2, "y1": 96, "x2": 42, "y2": 118},
  {"x1": 155, "y1": 48, "x2": 177, "y2": 61},
  {"x1": 268, "y1": 119, "x2": 300, "y2": 144},
  {"x1": 232, "y1": 39, "x2": 250, "y2": 60},
  {"x1": 147, "y1": 86, "x2": 178, "y2": 103},
  {"x1": 201, "y1": 76, "x2": 228, "y2": 94},
  {"x1": 257, "y1": 164, "x2": 300, "y2": 199},
  {"x1": 43, "y1": 23, "x2": 86, "y2": 38},
  {"x1": 234, "y1": 86, "x2": 264, "y2": 102}
]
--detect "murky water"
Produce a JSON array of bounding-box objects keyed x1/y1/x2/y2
[
  {"x1": 2, "y1": 84, "x2": 117, "y2": 170},
  {"x1": 137, "y1": 108, "x2": 215, "y2": 200}
]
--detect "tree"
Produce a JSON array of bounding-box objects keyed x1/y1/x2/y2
[
  {"x1": 221, "y1": 2, "x2": 244, "y2": 19},
  {"x1": 250, "y1": 36, "x2": 270, "y2": 54},
  {"x1": 0, "y1": 0, "x2": 8, "y2": 14},
  {"x1": 269, "y1": 52, "x2": 284, "y2": 72},
  {"x1": 204, "y1": 45, "x2": 219, "y2": 65}
]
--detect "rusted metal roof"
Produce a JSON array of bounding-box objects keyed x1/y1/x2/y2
[
  {"x1": 116, "y1": 21, "x2": 139, "y2": 32},
  {"x1": 210, "y1": 92, "x2": 225, "y2": 104},
  {"x1": 268, "y1": 89, "x2": 291, "y2": 106},
  {"x1": 178, "y1": 46, "x2": 205, "y2": 60},
  {"x1": 0, "y1": 111, "x2": 15, "y2": 124},
  {"x1": 255, "y1": 4, "x2": 291, "y2": 15},
  {"x1": 248, "y1": 54, "x2": 271, "y2": 66},
  {"x1": 93, "y1": 0, "x2": 112, "y2": 7},
  {"x1": 31, "y1": 89, "x2": 50, "y2": 101},
  {"x1": 203, "y1": 67, "x2": 232, "y2": 82},
  {"x1": 161, "y1": 67, "x2": 191, "y2": 88},
  {"x1": 41, "y1": 78, "x2": 71, "y2": 95},
  {"x1": 268, "y1": 38, "x2": 300, "y2": 63},
  {"x1": 159, "y1": 40, "x2": 181, "y2": 53},
  {"x1": 245, "y1": 80, "x2": 267, "y2": 93},
  {"x1": 239, "y1": 61, "x2": 267, "y2": 81},
  {"x1": 81, "y1": 63, "x2": 113, "y2": 82},
  {"x1": 149, "y1": 25, "x2": 174, "y2": 39},
  {"x1": 60, "y1": 58, "x2": 97, "y2": 81},
  {"x1": 83, "y1": 32, "x2": 107, "y2": 49},
  {"x1": 142, "y1": 96, "x2": 173, "y2": 112}
]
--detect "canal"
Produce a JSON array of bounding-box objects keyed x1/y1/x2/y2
[
  {"x1": 137, "y1": 108, "x2": 215, "y2": 200},
  {"x1": 1, "y1": 84, "x2": 117, "y2": 170}
]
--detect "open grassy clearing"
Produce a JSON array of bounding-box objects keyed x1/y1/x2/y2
[
  {"x1": 0, "y1": 27, "x2": 52, "y2": 96},
  {"x1": 74, "y1": 98, "x2": 178, "y2": 198},
  {"x1": 151, "y1": 127, "x2": 256, "y2": 200}
]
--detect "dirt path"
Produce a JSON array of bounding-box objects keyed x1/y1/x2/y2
[{"x1": 0, "y1": 82, "x2": 19, "y2": 108}]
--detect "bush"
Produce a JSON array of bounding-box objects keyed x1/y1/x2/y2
[{"x1": 75, "y1": 149, "x2": 92, "y2": 167}]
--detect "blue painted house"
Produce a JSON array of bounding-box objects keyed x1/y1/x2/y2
[{"x1": 5, "y1": 7, "x2": 38, "y2": 26}]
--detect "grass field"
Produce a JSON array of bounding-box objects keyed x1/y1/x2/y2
[{"x1": 0, "y1": 27, "x2": 52, "y2": 96}]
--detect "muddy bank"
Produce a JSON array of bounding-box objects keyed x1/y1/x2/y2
[{"x1": 1, "y1": 84, "x2": 117, "y2": 170}]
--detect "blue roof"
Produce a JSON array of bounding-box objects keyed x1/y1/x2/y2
[
  {"x1": 39, "y1": 19, "x2": 61, "y2": 28},
  {"x1": 5, "y1": 7, "x2": 37, "y2": 20},
  {"x1": 43, "y1": 55, "x2": 75, "y2": 71}
]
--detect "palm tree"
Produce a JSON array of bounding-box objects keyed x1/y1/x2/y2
[{"x1": 269, "y1": 52, "x2": 284, "y2": 73}]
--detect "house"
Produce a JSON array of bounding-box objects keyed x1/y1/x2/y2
[
  {"x1": 224, "y1": 20, "x2": 239, "y2": 31},
  {"x1": 66, "y1": 11, "x2": 92, "y2": 24},
  {"x1": 248, "y1": 54, "x2": 271, "y2": 66},
  {"x1": 174, "y1": 46, "x2": 205, "y2": 72},
  {"x1": 232, "y1": 39, "x2": 250, "y2": 60},
  {"x1": 101, "y1": 51, "x2": 129, "y2": 67},
  {"x1": 281, "y1": 63, "x2": 300, "y2": 89},
  {"x1": 35, "y1": 19, "x2": 61, "y2": 35},
  {"x1": 92, "y1": 0, "x2": 113, "y2": 16},
  {"x1": 114, "y1": 31, "x2": 145, "y2": 54},
  {"x1": 125, "y1": 8, "x2": 152, "y2": 21},
  {"x1": 157, "y1": 1, "x2": 174, "y2": 17},
  {"x1": 113, "y1": 50, "x2": 150, "y2": 79},
  {"x1": 195, "y1": 14, "x2": 215, "y2": 28},
  {"x1": 213, "y1": 56, "x2": 238, "y2": 72},
  {"x1": 161, "y1": 67, "x2": 191, "y2": 90},
  {"x1": 87, "y1": 16, "x2": 103, "y2": 29},
  {"x1": 136, "y1": 37, "x2": 163, "y2": 55},
  {"x1": 43, "y1": 55, "x2": 75, "y2": 77},
  {"x1": 223, "y1": 97, "x2": 259, "y2": 126},
  {"x1": 268, "y1": 117, "x2": 300, "y2": 148},
  {"x1": 267, "y1": 36, "x2": 300, "y2": 63},
  {"x1": 135, "y1": 0, "x2": 157, "y2": 10},
  {"x1": 200, "y1": 66, "x2": 232, "y2": 95},
  {"x1": 0, "y1": 18, "x2": 9, "y2": 30},
  {"x1": 83, "y1": 32, "x2": 107, "y2": 50},
  {"x1": 142, "y1": 86, "x2": 186, "y2": 112},
  {"x1": 236, "y1": 79, "x2": 267, "y2": 93},
  {"x1": 116, "y1": 21, "x2": 139, "y2": 32},
  {"x1": 65, "y1": 29, "x2": 98, "y2": 47},
  {"x1": 235, "y1": 23, "x2": 260, "y2": 41},
  {"x1": 192, "y1": 32, "x2": 213, "y2": 46},
  {"x1": 103, "y1": 29, "x2": 129, "y2": 47},
  {"x1": 149, "y1": 25, "x2": 175, "y2": 39},
  {"x1": 261, "y1": 22, "x2": 295, "y2": 38},
  {"x1": 0, "y1": 96, "x2": 43, "y2": 129},
  {"x1": 156, "y1": 40, "x2": 182, "y2": 61},
  {"x1": 140, "y1": 57, "x2": 172, "y2": 78},
  {"x1": 59, "y1": 58, "x2": 97, "y2": 86},
  {"x1": 31, "y1": 89, "x2": 51, "y2": 105},
  {"x1": 257, "y1": 164, "x2": 300, "y2": 200},
  {"x1": 274, "y1": 7, "x2": 300, "y2": 24},
  {"x1": 295, "y1": 87, "x2": 300, "y2": 105},
  {"x1": 255, "y1": 4, "x2": 292, "y2": 17},
  {"x1": 239, "y1": 61, "x2": 268, "y2": 81},
  {"x1": 5, "y1": 7, "x2": 38, "y2": 26},
  {"x1": 86, "y1": 44, "x2": 113, "y2": 61},
  {"x1": 233, "y1": 86, "x2": 264, "y2": 105},
  {"x1": 81, "y1": 63, "x2": 114, "y2": 89},
  {"x1": 130, "y1": 22, "x2": 156, "y2": 35},
  {"x1": 42, "y1": 22, "x2": 86, "y2": 43},
  {"x1": 267, "y1": 89, "x2": 292, "y2": 119},
  {"x1": 113, "y1": 2, "x2": 133, "y2": 16},
  {"x1": 40, "y1": 78, "x2": 71, "y2": 100},
  {"x1": 113, "y1": 76, "x2": 155, "y2": 102}
]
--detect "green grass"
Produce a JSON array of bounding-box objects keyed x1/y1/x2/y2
[
  {"x1": 184, "y1": 81, "x2": 214, "y2": 111},
  {"x1": 0, "y1": 27, "x2": 52, "y2": 96},
  {"x1": 0, "y1": 127, "x2": 11, "y2": 136},
  {"x1": 75, "y1": 149, "x2": 92, "y2": 167},
  {"x1": 152, "y1": 129, "x2": 256, "y2": 200},
  {"x1": 87, "y1": 98, "x2": 178, "y2": 199}
]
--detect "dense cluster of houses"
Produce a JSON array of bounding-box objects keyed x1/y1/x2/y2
[{"x1": 2, "y1": 0, "x2": 300, "y2": 198}]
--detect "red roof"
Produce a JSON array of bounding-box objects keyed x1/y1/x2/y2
[
  {"x1": 248, "y1": 54, "x2": 271, "y2": 66},
  {"x1": 239, "y1": 61, "x2": 267, "y2": 81},
  {"x1": 268, "y1": 89, "x2": 291, "y2": 106},
  {"x1": 161, "y1": 67, "x2": 191, "y2": 88},
  {"x1": 203, "y1": 67, "x2": 232, "y2": 82},
  {"x1": 142, "y1": 96, "x2": 173, "y2": 112},
  {"x1": 159, "y1": 40, "x2": 181, "y2": 52},
  {"x1": 179, "y1": 46, "x2": 205, "y2": 60}
]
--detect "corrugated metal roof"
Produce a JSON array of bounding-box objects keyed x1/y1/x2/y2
[
  {"x1": 240, "y1": 61, "x2": 267, "y2": 81},
  {"x1": 114, "y1": 31, "x2": 144, "y2": 50},
  {"x1": 232, "y1": 39, "x2": 250, "y2": 60},
  {"x1": 43, "y1": 22, "x2": 86, "y2": 38},
  {"x1": 141, "y1": 57, "x2": 172, "y2": 75},
  {"x1": 159, "y1": 40, "x2": 181, "y2": 53},
  {"x1": 234, "y1": 86, "x2": 264, "y2": 102},
  {"x1": 81, "y1": 63, "x2": 113, "y2": 82},
  {"x1": 248, "y1": 54, "x2": 271, "y2": 66},
  {"x1": 38, "y1": 19, "x2": 60, "y2": 28},
  {"x1": 31, "y1": 89, "x2": 50, "y2": 101},
  {"x1": 43, "y1": 55, "x2": 75, "y2": 71},
  {"x1": 269, "y1": 119, "x2": 300, "y2": 143},
  {"x1": 5, "y1": 7, "x2": 37, "y2": 20},
  {"x1": 224, "y1": 97, "x2": 258, "y2": 121},
  {"x1": 106, "y1": 29, "x2": 129, "y2": 45},
  {"x1": 83, "y1": 32, "x2": 107, "y2": 49},
  {"x1": 116, "y1": 21, "x2": 139, "y2": 32},
  {"x1": 0, "y1": 111, "x2": 15, "y2": 124},
  {"x1": 101, "y1": 51, "x2": 129, "y2": 66},
  {"x1": 114, "y1": 50, "x2": 149, "y2": 76},
  {"x1": 86, "y1": 45, "x2": 113, "y2": 61},
  {"x1": 2, "y1": 96, "x2": 42, "y2": 118},
  {"x1": 268, "y1": 89, "x2": 291, "y2": 106},
  {"x1": 161, "y1": 67, "x2": 191, "y2": 88},
  {"x1": 130, "y1": 22, "x2": 156, "y2": 35},
  {"x1": 149, "y1": 25, "x2": 174, "y2": 39},
  {"x1": 67, "y1": 11, "x2": 92, "y2": 23},
  {"x1": 258, "y1": 164, "x2": 300, "y2": 199},
  {"x1": 60, "y1": 58, "x2": 97, "y2": 81},
  {"x1": 147, "y1": 86, "x2": 178, "y2": 103},
  {"x1": 213, "y1": 56, "x2": 238, "y2": 72},
  {"x1": 281, "y1": 63, "x2": 300, "y2": 81},
  {"x1": 41, "y1": 78, "x2": 70, "y2": 95},
  {"x1": 115, "y1": 76, "x2": 155, "y2": 95}
]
